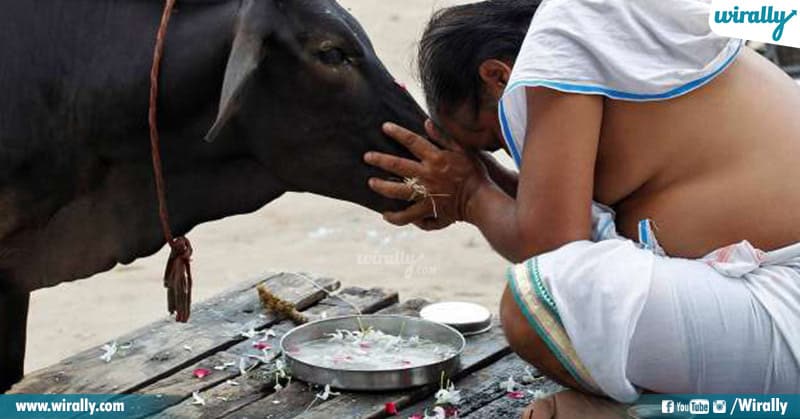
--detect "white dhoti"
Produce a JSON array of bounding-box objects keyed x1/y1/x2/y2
[{"x1": 507, "y1": 205, "x2": 800, "y2": 402}]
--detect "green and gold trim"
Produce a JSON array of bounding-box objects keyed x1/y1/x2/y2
[{"x1": 506, "y1": 258, "x2": 603, "y2": 395}]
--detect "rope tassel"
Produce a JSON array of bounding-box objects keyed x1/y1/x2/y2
[{"x1": 165, "y1": 237, "x2": 193, "y2": 322}]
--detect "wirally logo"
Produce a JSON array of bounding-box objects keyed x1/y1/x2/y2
[{"x1": 710, "y1": 0, "x2": 800, "y2": 47}]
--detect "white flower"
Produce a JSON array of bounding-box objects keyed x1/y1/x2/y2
[
  {"x1": 274, "y1": 382, "x2": 284, "y2": 392},
  {"x1": 523, "y1": 367, "x2": 536, "y2": 382},
  {"x1": 434, "y1": 383, "x2": 462, "y2": 406},
  {"x1": 527, "y1": 389, "x2": 556, "y2": 400},
  {"x1": 326, "y1": 331, "x2": 344, "y2": 342},
  {"x1": 275, "y1": 359, "x2": 288, "y2": 378},
  {"x1": 425, "y1": 407, "x2": 446, "y2": 419},
  {"x1": 258, "y1": 329, "x2": 277, "y2": 342},
  {"x1": 99, "y1": 342, "x2": 118, "y2": 363},
  {"x1": 191, "y1": 391, "x2": 205, "y2": 406},
  {"x1": 315, "y1": 384, "x2": 341, "y2": 401},
  {"x1": 501, "y1": 376, "x2": 517, "y2": 393},
  {"x1": 226, "y1": 379, "x2": 240, "y2": 386},
  {"x1": 240, "y1": 327, "x2": 258, "y2": 339},
  {"x1": 247, "y1": 349, "x2": 271, "y2": 363},
  {"x1": 239, "y1": 357, "x2": 251, "y2": 376},
  {"x1": 214, "y1": 361, "x2": 236, "y2": 371}
]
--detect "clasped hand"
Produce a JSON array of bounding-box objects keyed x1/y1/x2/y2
[{"x1": 364, "y1": 120, "x2": 489, "y2": 230}]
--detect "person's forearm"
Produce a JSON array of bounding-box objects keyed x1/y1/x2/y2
[{"x1": 463, "y1": 182, "x2": 531, "y2": 263}]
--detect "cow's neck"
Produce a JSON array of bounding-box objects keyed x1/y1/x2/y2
[{"x1": 0, "y1": 1, "x2": 287, "y2": 291}]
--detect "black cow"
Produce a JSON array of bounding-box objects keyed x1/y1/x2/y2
[{"x1": 0, "y1": 0, "x2": 424, "y2": 392}]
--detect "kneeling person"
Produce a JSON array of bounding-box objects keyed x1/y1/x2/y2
[{"x1": 365, "y1": 0, "x2": 800, "y2": 403}]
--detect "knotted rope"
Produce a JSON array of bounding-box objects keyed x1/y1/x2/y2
[{"x1": 149, "y1": 0, "x2": 194, "y2": 323}]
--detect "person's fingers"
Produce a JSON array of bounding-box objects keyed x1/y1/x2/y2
[
  {"x1": 425, "y1": 119, "x2": 463, "y2": 152},
  {"x1": 413, "y1": 217, "x2": 452, "y2": 231},
  {"x1": 382, "y1": 201, "x2": 433, "y2": 226},
  {"x1": 364, "y1": 151, "x2": 424, "y2": 178},
  {"x1": 368, "y1": 178, "x2": 414, "y2": 200},
  {"x1": 382, "y1": 122, "x2": 440, "y2": 160}
]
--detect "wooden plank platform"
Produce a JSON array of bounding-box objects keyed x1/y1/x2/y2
[{"x1": 12, "y1": 273, "x2": 562, "y2": 418}]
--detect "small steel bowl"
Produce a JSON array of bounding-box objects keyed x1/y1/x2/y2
[{"x1": 280, "y1": 315, "x2": 465, "y2": 391}]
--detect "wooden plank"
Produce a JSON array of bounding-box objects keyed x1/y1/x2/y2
[
  {"x1": 149, "y1": 287, "x2": 399, "y2": 419},
  {"x1": 398, "y1": 354, "x2": 563, "y2": 418},
  {"x1": 11, "y1": 273, "x2": 339, "y2": 394},
  {"x1": 228, "y1": 312, "x2": 511, "y2": 419}
]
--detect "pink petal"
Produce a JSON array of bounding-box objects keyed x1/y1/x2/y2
[
  {"x1": 507, "y1": 390, "x2": 525, "y2": 400},
  {"x1": 252, "y1": 342, "x2": 271, "y2": 350},
  {"x1": 444, "y1": 406, "x2": 459, "y2": 417},
  {"x1": 400, "y1": 360, "x2": 412, "y2": 366},
  {"x1": 385, "y1": 402, "x2": 398, "y2": 415},
  {"x1": 408, "y1": 414, "x2": 424, "y2": 419},
  {"x1": 359, "y1": 342, "x2": 372, "y2": 349},
  {"x1": 193, "y1": 368, "x2": 211, "y2": 379}
]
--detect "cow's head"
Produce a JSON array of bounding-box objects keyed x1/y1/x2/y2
[{"x1": 206, "y1": 0, "x2": 426, "y2": 212}]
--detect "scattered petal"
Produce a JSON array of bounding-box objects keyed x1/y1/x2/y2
[
  {"x1": 216, "y1": 396, "x2": 229, "y2": 402},
  {"x1": 183, "y1": 345, "x2": 193, "y2": 352},
  {"x1": 444, "y1": 406, "x2": 459, "y2": 417},
  {"x1": 434, "y1": 384, "x2": 462, "y2": 406},
  {"x1": 315, "y1": 384, "x2": 341, "y2": 401},
  {"x1": 507, "y1": 391, "x2": 525, "y2": 400},
  {"x1": 239, "y1": 357, "x2": 250, "y2": 376},
  {"x1": 425, "y1": 407, "x2": 446, "y2": 419},
  {"x1": 275, "y1": 359, "x2": 288, "y2": 378},
  {"x1": 247, "y1": 349, "x2": 272, "y2": 363},
  {"x1": 252, "y1": 342, "x2": 271, "y2": 351},
  {"x1": 191, "y1": 391, "x2": 205, "y2": 406},
  {"x1": 214, "y1": 361, "x2": 236, "y2": 371},
  {"x1": 501, "y1": 376, "x2": 517, "y2": 393},
  {"x1": 272, "y1": 400, "x2": 281, "y2": 405},
  {"x1": 193, "y1": 368, "x2": 211, "y2": 379},
  {"x1": 226, "y1": 380, "x2": 240, "y2": 386},
  {"x1": 274, "y1": 382, "x2": 284, "y2": 392},
  {"x1": 240, "y1": 327, "x2": 256, "y2": 339},
  {"x1": 409, "y1": 414, "x2": 424, "y2": 419},
  {"x1": 385, "y1": 402, "x2": 399, "y2": 415},
  {"x1": 527, "y1": 389, "x2": 554, "y2": 400},
  {"x1": 99, "y1": 342, "x2": 118, "y2": 363},
  {"x1": 523, "y1": 366, "x2": 536, "y2": 383}
]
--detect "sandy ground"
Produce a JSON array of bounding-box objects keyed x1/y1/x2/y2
[{"x1": 24, "y1": 0, "x2": 513, "y2": 373}]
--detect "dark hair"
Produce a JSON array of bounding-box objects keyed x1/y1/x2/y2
[{"x1": 418, "y1": 0, "x2": 540, "y2": 117}]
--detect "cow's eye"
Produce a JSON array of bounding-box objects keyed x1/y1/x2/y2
[{"x1": 317, "y1": 48, "x2": 349, "y2": 66}]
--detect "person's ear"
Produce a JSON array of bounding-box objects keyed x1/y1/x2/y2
[{"x1": 478, "y1": 59, "x2": 512, "y2": 101}]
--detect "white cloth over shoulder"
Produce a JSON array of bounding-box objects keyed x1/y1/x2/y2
[{"x1": 499, "y1": 0, "x2": 744, "y2": 166}]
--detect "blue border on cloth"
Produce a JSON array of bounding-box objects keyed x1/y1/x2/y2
[{"x1": 499, "y1": 41, "x2": 743, "y2": 167}]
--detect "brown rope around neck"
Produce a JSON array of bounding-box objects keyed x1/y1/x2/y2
[{"x1": 149, "y1": 0, "x2": 193, "y2": 323}]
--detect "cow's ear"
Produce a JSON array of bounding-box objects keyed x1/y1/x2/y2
[{"x1": 204, "y1": 0, "x2": 273, "y2": 142}]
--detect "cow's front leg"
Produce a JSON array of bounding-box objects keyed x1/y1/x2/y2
[{"x1": 0, "y1": 290, "x2": 29, "y2": 393}]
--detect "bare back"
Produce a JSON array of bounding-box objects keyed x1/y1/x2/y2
[{"x1": 594, "y1": 48, "x2": 800, "y2": 258}]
